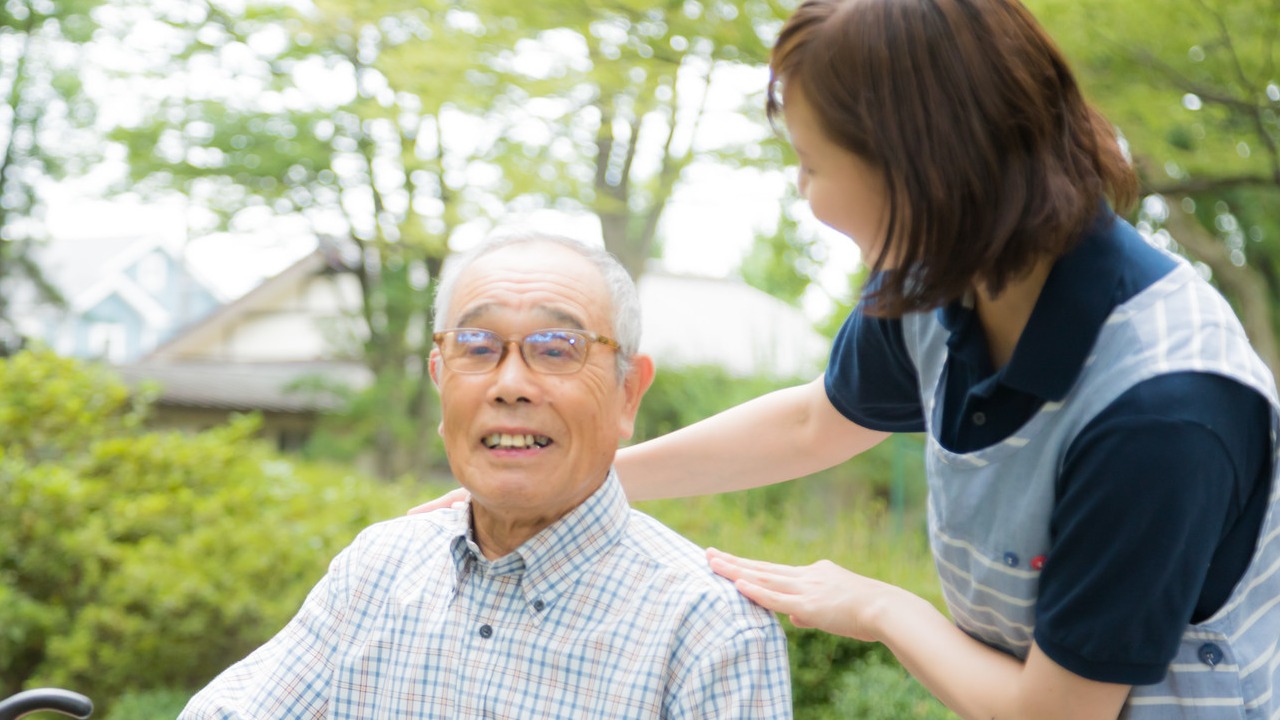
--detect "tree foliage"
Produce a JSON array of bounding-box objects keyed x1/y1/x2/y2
[
  {"x1": 739, "y1": 194, "x2": 814, "y2": 308},
  {"x1": 467, "y1": 0, "x2": 785, "y2": 276},
  {"x1": 0, "y1": 0, "x2": 105, "y2": 347},
  {"x1": 106, "y1": 0, "x2": 794, "y2": 476},
  {"x1": 1028, "y1": 0, "x2": 1280, "y2": 372},
  {"x1": 109, "y1": 0, "x2": 523, "y2": 477}
]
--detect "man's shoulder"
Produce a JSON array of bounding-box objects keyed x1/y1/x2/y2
[{"x1": 618, "y1": 510, "x2": 779, "y2": 630}]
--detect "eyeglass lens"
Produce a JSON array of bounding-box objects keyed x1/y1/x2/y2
[{"x1": 444, "y1": 329, "x2": 590, "y2": 374}]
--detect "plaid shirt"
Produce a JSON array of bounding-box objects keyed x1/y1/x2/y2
[{"x1": 182, "y1": 472, "x2": 792, "y2": 718}]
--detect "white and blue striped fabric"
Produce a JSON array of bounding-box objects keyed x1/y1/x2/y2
[
  {"x1": 903, "y1": 259, "x2": 1280, "y2": 719},
  {"x1": 181, "y1": 472, "x2": 792, "y2": 719}
]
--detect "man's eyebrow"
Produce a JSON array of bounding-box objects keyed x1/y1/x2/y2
[
  {"x1": 454, "y1": 304, "x2": 587, "y2": 330},
  {"x1": 543, "y1": 308, "x2": 586, "y2": 330},
  {"x1": 456, "y1": 304, "x2": 496, "y2": 328}
]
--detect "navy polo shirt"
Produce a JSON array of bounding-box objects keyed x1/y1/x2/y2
[{"x1": 825, "y1": 213, "x2": 1271, "y2": 685}]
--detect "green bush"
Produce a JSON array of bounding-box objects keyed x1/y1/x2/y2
[
  {"x1": 0, "y1": 350, "x2": 426, "y2": 713},
  {"x1": 832, "y1": 653, "x2": 957, "y2": 719},
  {"x1": 786, "y1": 627, "x2": 884, "y2": 716},
  {"x1": 633, "y1": 363, "x2": 931, "y2": 530},
  {"x1": 102, "y1": 688, "x2": 191, "y2": 720},
  {"x1": 632, "y1": 363, "x2": 793, "y2": 442}
]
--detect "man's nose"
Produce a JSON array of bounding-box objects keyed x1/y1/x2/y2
[{"x1": 488, "y1": 341, "x2": 540, "y2": 404}]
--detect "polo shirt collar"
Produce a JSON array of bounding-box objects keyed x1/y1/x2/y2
[{"x1": 935, "y1": 211, "x2": 1125, "y2": 402}]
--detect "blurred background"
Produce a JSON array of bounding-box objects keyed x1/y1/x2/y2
[{"x1": 1, "y1": 0, "x2": 1276, "y2": 717}]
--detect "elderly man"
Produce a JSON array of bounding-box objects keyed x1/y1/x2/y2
[{"x1": 181, "y1": 233, "x2": 792, "y2": 718}]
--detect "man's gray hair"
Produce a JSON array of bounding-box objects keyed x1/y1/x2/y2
[{"x1": 432, "y1": 231, "x2": 641, "y2": 378}]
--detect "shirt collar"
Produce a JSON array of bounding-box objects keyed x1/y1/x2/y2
[
  {"x1": 935, "y1": 210, "x2": 1126, "y2": 402},
  {"x1": 446, "y1": 469, "x2": 630, "y2": 613}
]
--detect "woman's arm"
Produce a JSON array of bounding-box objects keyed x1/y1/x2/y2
[
  {"x1": 707, "y1": 550, "x2": 1131, "y2": 720},
  {"x1": 616, "y1": 375, "x2": 890, "y2": 501}
]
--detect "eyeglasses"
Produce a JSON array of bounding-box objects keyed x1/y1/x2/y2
[{"x1": 432, "y1": 328, "x2": 622, "y2": 375}]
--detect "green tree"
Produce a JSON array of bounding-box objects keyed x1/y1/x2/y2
[
  {"x1": 0, "y1": 0, "x2": 103, "y2": 348},
  {"x1": 111, "y1": 0, "x2": 522, "y2": 477},
  {"x1": 474, "y1": 0, "x2": 786, "y2": 278},
  {"x1": 110, "y1": 0, "x2": 797, "y2": 476},
  {"x1": 1029, "y1": 0, "x2": 1280, "y2": 373},
  {"x1": 739, "y1": 194, "x2": 815, "y2": 308}
]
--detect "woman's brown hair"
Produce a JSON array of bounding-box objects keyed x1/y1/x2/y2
[{"x1": 769, "y1": 0, "x2": 1137, "y2": 315}]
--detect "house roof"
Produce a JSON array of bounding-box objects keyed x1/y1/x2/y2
[
  {"x1": 123, "y1": 247, "x2": 368, "y2": 413},
  {"x1": 115, "y1": 360, "x2": 373, "y2": 413},
  {"x1": 145, "y1": 249, "x2": 338, "y2": 362}
]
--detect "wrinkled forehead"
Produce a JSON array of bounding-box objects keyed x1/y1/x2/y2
[{"x1": 446, "y1": 242, "x2": 612, "y2": 331}]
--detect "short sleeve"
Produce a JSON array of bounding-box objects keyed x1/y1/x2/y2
[
  {"x1": 824, "y1": 299, "x2": 926, "y2": 432},
  {"x1": 1033, "y1": 373, "x2": 1271, "y2": 685}
]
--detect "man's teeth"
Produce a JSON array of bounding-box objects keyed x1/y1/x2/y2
[{"x1": 482, "y1": 433, "x2": 551, "y2": 449}]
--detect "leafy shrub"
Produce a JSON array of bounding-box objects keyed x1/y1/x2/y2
[
  {"x1": 786, "y1": 627, "x2": 884, "y2": 717},
  {"x1": 832, "y1": 653, "x2": 957, "y2": 719},
  {"x1": 0, "y1": 350, "x2": 426, "y2": 712},
  {"x1": 102, "y1": 688, "x2": 191, "y2": 720},
  {"x1": 632, "y1": 363, "x2": 793, "y2": 442}
]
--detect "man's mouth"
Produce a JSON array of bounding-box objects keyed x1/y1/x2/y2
[{"x1": 481, "y1": 433, "x2": 552, "y2": 449}]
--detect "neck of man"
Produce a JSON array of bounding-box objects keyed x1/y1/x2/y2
[
  {"x1": 468, "y1": 480, "x2": 603, "y2": 560},
  {"x1": 470, "y1": 507, "x2": 558, "y2": 560},
  {"x1": 973, "y1": 256, "x2": 1055, "y2": 370}
]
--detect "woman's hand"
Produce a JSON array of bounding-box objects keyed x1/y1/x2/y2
[
  {"x1": 706, "y1": 547, "x2": 900, "y2": 642},
  {"x1": 708, "y1": 547, "x2": 1131, "y2": 720},
  {"x1": 406, "y1": 487, "x2": 470, "y2": 515}
]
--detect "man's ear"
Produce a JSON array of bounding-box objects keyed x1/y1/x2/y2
[
  {"x1": 428, "y1": 350, "x2": 446, "y2": 436},
  {"x1": 428, "y1": 349, "x2": 442, "y2": 388},
  {"x1": 617, "y1": 354, "x2": 655, "y2": 441}
]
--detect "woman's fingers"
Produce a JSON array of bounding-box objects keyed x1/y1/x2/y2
[
  {"x1": 707, "y1": 549, "x2": 891, "y2": 641},
  {"x1": 406, "y1": 487, "x2": 470, "y2": 515},
  {"x1": 731, "y1": 577, "x2": 808, "y2": 621},
  {"x1": 707, "y1": 547, "x2": 804, "y2": 576},
  {"x1": 708, "y1": 553, "x2": 799, "y2": 594}
]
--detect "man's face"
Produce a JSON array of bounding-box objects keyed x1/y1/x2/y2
[{"x1": 429, "y1": 241, "x2": 651, "y2": 526}]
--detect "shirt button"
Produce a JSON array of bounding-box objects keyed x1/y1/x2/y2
[
  {"x1": 1003, "y1": 552, "x2": 1019, "y2": 567},
  {"x1": 532, "y1": 599, "x2": 546, "y2": 612},
  {"x1": 1198, "y1": 643, "x2": 1224, "y2": 667},
  {"x1": 478, "y1": 624, "x2": 493, "y2": 639},
  {"x1": 1030, "y1": 555, "x2": 1046, "y2": 571},
  {"x1": 972, "y1": 411, "x2": 986, "y2": 426}
]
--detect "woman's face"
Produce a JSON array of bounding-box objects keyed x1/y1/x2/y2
[{"x1": 783, "y1": 83, "x2": 892, "y2": 266}]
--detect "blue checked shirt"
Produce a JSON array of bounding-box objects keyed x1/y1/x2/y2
[{"x1": 182, "y1": 471, "x2": 792, "y2": 718}]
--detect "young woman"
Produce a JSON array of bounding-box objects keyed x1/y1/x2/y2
[{"x1": 419, "y1": 1, "x2": 1280, "y2": 717}]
